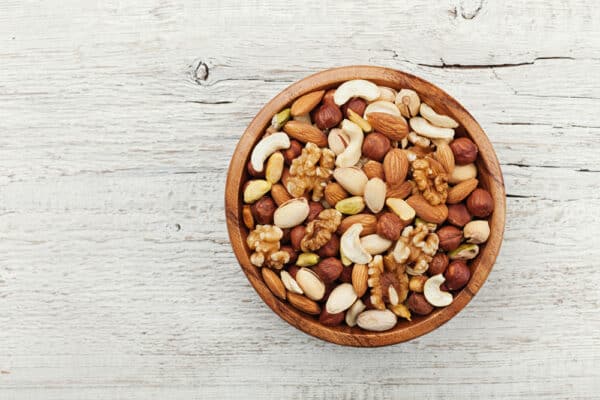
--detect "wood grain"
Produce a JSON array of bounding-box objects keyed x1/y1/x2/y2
[{"x1": 0, "y1": 0, "x2": 599, "y2": 398}]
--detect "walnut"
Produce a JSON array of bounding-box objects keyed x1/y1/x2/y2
[
  {"x1": 392, "y1": 224, "x2": 439, "y2": 276},
  {"x1": 300, "y1": 209, "x2": 342, "y2": 252},
  {"x1": 411, "y1": 157, "x2": 448, "y2": 205},
  {"x1": 367, "y1": 255, "x2": 409, "y2": 310},
  {"x1": 246, "y1": 224, "x2": 290, "y2": 269},
  {"x1": 287, "y1": 142, "x2": 335, "y2": 201}
]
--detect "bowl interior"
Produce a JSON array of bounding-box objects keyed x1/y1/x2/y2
[{"x1": 225, "y1": 66, "x2": 505, "y2": 347}]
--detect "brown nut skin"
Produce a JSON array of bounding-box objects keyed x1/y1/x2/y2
[
  {"x1": 317, "y1": 234, "x2": 340, "y2": 258},
  {"x1": 251, "y1": 196, "x2": 276, "y2": 225},
  {"x1": 287, "y1": 265, "x2": 300, "y2": 279},
  {"x1": 445, "y1": 260, "x2": 471, "y2": 291},
  {"x1": 428, "y1": 253, "x2": 449, "y2": 276},
  {"x1": 280, "y1": 228, "x2": 291, "y2": 245},
  {"x1": 279, "y1": 245, "x2": 297, "y2": 265},
  {"x1": 339, "y1": 266, "x2": 353, "y2": 283},
  {"x1": 447, "y1": 203, "x2": 472, "y2": 227},
  {"x1": 283, "y1": 140, "x2": 302, "y2": 165},
  {"x1": 290, "y1": 225, "x2": 306, "y2": 251},
  {"x1": 450, "y1": 137, "x2": 478, "y2": 165},
  {"x1": 322, "y1": 89, "x2": 336, "y2": 104},
  {"x1": 362, "y1": 294, "x2": 376, "y2": 310},
  {"x1": 362, "y1": 132, "x2": 391, "y2": 162},
  {"x1": 307, "y1": 201, "x2": 324, "y2": 222},
  {"x1": 437, "y1": 225, "x2": 463, "y2": 251},
  {"x1": 407, "y1": 293, "x2": 434, "y2": 315},
  {"x1": 314, "y1": 103, "x2": 343, "y2": 130},
  {"x1": 318, "y1": 308, "x2": 345, "y2": 326},
  {"x1": 376, "y1": 212, "x2": 403, "y2": 241},
  {"x1": 341, "y1": 97, "x2": 367, "y2": 118},
  {"x1": 467, "y1": 188, "x2": 494, "y2": 218},
  {"x1": 246, "y1": 160, "x2": 265, "y2": 178},
  {"x1": 312, "y1": 257, "x2": 343, "y2": 284}
]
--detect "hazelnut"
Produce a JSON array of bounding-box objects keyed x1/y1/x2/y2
[
  {"x1": 450, "y1": 137, "x2": 478, "y2": 165},
  {"x1": 342, "y1": 97, "x2": 367, "y2": 118},
  {"x1": 436, "y1": 225, "x2": 463, "y2": 251},
  {"x1": 247, "y1": 160, "x2": 265, "y2": 178},
  {"x1": 251, "y1": 196, "x2": 276, "y2": 225},
  {"x1": 280, "y1": 245, "x2": 297, "y2": 265},
  {"x1": 409, "y1": 275, "x2": 428, "y2": 293},
  {"x1": 322, "y1": 89, "x2": 336, "y2": 104},
  {"x1": 407, "y1": 293, "x2": 434, "y2": 315},
  {"x1": 318, "y1": 308, "x2": 345, "y2": 326},
  {"x1": 317, "y1": 234, "x2": 340, "y2": 258},
  {"x1": 314, "y1": 103, "x2": 342, "y2": 130},
  {"x1": 362, "y1": 132, "x2": 391, "y2": 162},
  {"x1": 362, "y1": 294, "x2": 376, "y2": 310},
  {"x1": 428, "y1": 253, "x2": 449, "y2": 276},
  {"x1": 290, "y1": 225, "x2": 306, "y2": 251},
  {"x1": 444, "y1": 260, "x2": 471, "y2": 290},
  {"x1": 312, "y1": 257, "x2": 343, "y2": 283},
  {"x1": 307, "y1": 201, "x2": 324, "y2": 222},
  {"x1": 339, "y1": 265, "x2": 353, "y2": 283},
  {"x1": 376, "y1": 212, "x2": 402, "y2": 241},
  {"x1": 466, "y1": 188, "x2": 494, "y2": 217},
  {"x1": 447, "y1": 203, "x2": 472, "y2": 227},
  {"x1": 283, "y1": 140, "x2": 302, "y2": 165},
  {"x1": 280, "y1": 228, "x2": 291, "y2": 245}
]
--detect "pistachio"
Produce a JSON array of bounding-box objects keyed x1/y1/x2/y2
[
  {"x1": 296, "y1": 252, "x2": 320, "y2": 267},
  {"x1": 335, "y1": 196, "x2": 365, "y2": 215},
  {"x1": 271, "y1": 108, "x2": 291, "y2": 129},
  {"x1": 347, "y1": 109, "x2": 373, "y2": 133},
  {"x1": 448, "y1": 243, "x2": 480, "y2": 260},
  {"x1": 265, "y1": 152, "x2": 284, "y2": 184}
]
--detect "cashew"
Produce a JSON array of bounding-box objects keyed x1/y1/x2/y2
[
  {"x1": 463, "y1": 220, "x2": 490, "y2": 244},
  {"x1": 449, "y1": 163, "x2": 477, "y2": 184},
  {"x1": 424, "y1": 274, "x2": 453, "y2": 307},
  {"x1": 333, "y1": 79, "x2": 381, "y2": 106},
  {"x1": 360, "y1": 234, "x2": 393, "y2": 255},
  {"x1": 340, "y1": 223, "x2": 372, "y2": 264},
  {"x1": 333, "y1": 167, "x2": 368, "y2": 195},
  {"x1": 410, "y1": 117, "x2": 455, "y2": 140},
  {"x1": 392, "y1": 239, "x2": 411, "y2": 264},
  {"x1": 273, "y1": 198, "x2": 309, "y2": 229},
  {"x1": 328, "y1": 128, "x2": 349, "y2": 155},
  {"x1": 377, "y1": 86, "x2": 397, "y2": 102},
  {"x1": 407, "y1": 131, "x2": 431, "y2": 148},
  {"x1": 335, "y1": 119, "x2": 364, "y2": 168},
  {"x1": 364, "y1": 100, "x2": 401, "y2": 118},
  {"x1": 420, "y1": 103, "x2": 459, "y2": 128},
  {"x1": 250, "y1": 132, "x2": 291, "y2": 172},
  {"x1": 345, "y1": 299, "x2": 366, "y2": 327},
  {"x1": 395, "y1": 89, "x2": 421, "y2": 118}
]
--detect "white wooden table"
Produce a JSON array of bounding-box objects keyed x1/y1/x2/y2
[{"x1": 1, "y1": 1, "x2": 599, "y2": 399}]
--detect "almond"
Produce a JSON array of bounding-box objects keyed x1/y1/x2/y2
[
  {"x1": 295, "y1": 268, "x2": 326, "y2": 301},
  {"x1": 447, "y1": 178, "x2": 479, "y2": 204},
  {"x1": 283, "y1": 120, "x2": 327, "y2": 147},
  {"x1": 363, "y1": 178, "x2": 386, "y2": 213},
  {"x1": 262, "y1": 268, "x2": 286, "y2": 300},
  {"x1": 337, "y1": 214, "x2": 377, "y2": 236},
  {"x1": 324, "y1": 182, "x2": 348, "y2": 207},
  {"x1": 290, "y1": 90, "x2": 325, "y2": 116},
  {"x1": 386, "y1": 181, "x2": 413, "y2": 199},
  {"x1": 352, "y1": 263, "x2": 368, "y2": 297},
  {"x1": 366, "y1": 112, "x2": 408, "y2": 141},
  {"x1": 242, "y1": 205, "x2": 254, "y2": 230},
  {"x1": 434, "y1": 141, "x2": 455, "y2": 174},
  {"x1": 325, "y1": 283, "x2": 357, "y2": 314},
  {"x1": 287, "y1": 292, "x2": 321, "y2": 315},
  {"x1": 406, "y1": 194, "x2": 448, "y2": 224},
  {"x1": 362, "y1": 160, "x2": 384, "y2": 180},
  {"x1": 271, "y1": 183, "x2": 293, "y2": 206},
  {"x1": 383, "y1": 149, "x2": 409, "y2": 186}
]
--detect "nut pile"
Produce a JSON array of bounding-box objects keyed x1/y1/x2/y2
[{"x1": 242, "y1": 80, "x2": 494, "y2": 332}]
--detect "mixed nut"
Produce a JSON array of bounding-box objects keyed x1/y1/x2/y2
[{"x1": 242, "y1": 79, "x2": 494, "y2": 332}]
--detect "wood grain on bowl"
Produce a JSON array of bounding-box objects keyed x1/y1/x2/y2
[{"x1": 225, "y1": 66, "x2": 505, "y2": 347}]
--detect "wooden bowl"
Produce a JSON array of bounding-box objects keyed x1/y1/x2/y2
[{"x1": 225, "y1": 66, "x2": 505, "y2": 347}]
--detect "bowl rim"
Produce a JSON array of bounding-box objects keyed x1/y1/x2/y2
[{"x1": 225, "y1": 65, "x2": 506, "y2": 347}]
